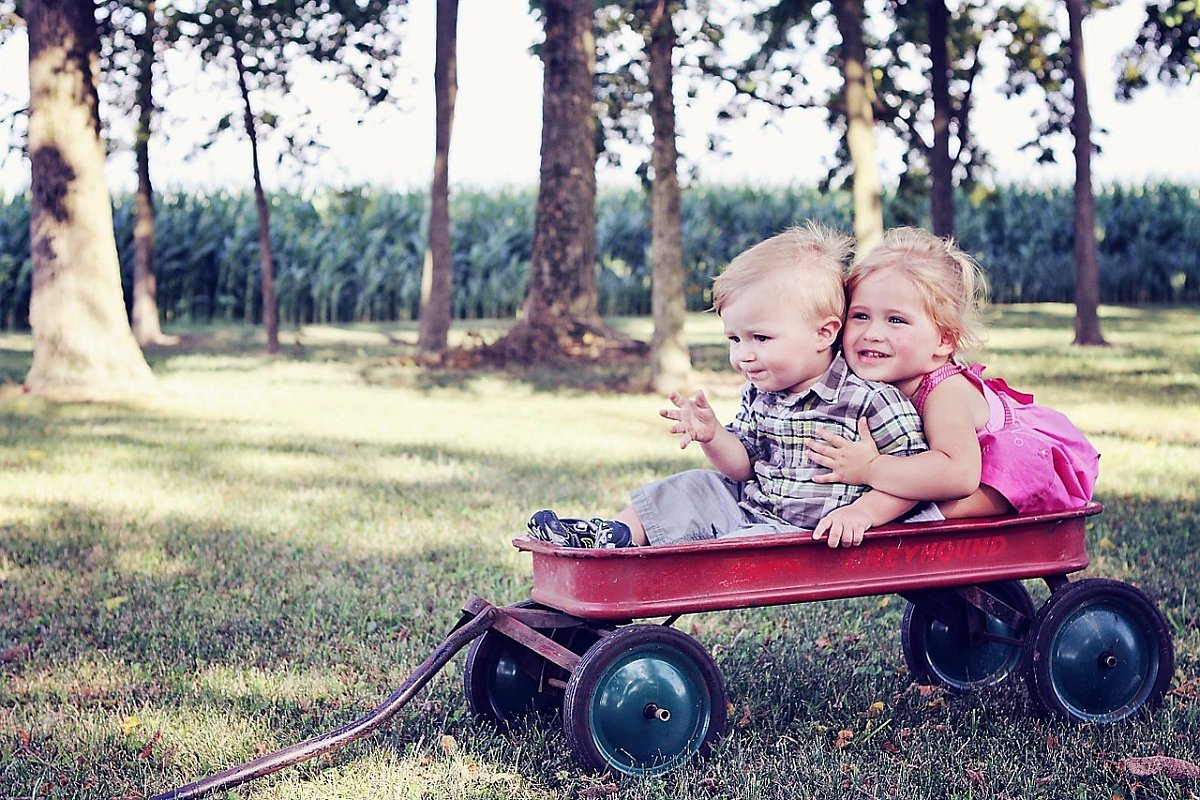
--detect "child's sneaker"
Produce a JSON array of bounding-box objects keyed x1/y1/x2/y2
[
  {"x1": 526, "y1": 510, "x2": 634, "y2": 549},
  {"x1": 583, "y1": 518, "x2": 634, "y2": 549},
  {"x1": 527, "y1": 509, "x2": 583, "y2": 547}
]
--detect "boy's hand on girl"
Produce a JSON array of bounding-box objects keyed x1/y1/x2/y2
[
  {"x1": 812, "y1": 505, "x2": 872, "y2": 548},
  {"x1": 810, "y1": 417, "x2": 880, "y2": 485},
  {"x1": 660, "y1": 390, "x2": 718, "y2": 449}
]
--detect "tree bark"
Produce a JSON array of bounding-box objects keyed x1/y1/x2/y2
[
  {"x1": 418, "y1": 0, "x2": 458, "y2": 354},
  {"x1": 235, "y1": 45, "x2": 279, "y2": 354},
  {"x1": 131, "y1": 0, "x2": 167, "y2": 347},
  {"x1": 647, "y1": 0, "x2": 691, "y2": 393},
  {"x1": 24, "y1": 0, "x2": 156, "y2": 397},
  {"x1": 522, "y1": 0, "x2": 600, "y2": 326},
  {"x1": 833, "y1": 0, "x2": 883, "y2": 258},
  {"x1": 927, "y1": 0, "x2": 956, "y2": 238},
  {"x1": 1066, "y1": 0, "x2": 1106, "y2": 345}
]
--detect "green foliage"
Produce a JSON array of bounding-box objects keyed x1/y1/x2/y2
[{"x1": 2, "y1": 183, "x2": 1200, "y2": 332}]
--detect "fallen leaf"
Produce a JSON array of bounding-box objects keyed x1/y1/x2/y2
[
  {"x1": 736, "y1": 704, "x2": 752, "y2": 729},
  {"x1": 834, "y1": 729, "x2": 854, "y2": 750},
  {"x1": 1119, "y1": 756, "x2": 1200, "y2": 780},
  {"x1": 881, "y1": 742, "x2": 900, "y2": 754},
  {"x1": 138, "y1": 731, "x2": 162, "y2": 760},
  {"x1": 966, "y1": 768, "x2": 985, "y2": 786},
  {"x1": 101, "y1": 596, "x2": 128, "y2": 611},
  {"x1": 866, "y1": 701, "x2": 885, "y2": 717},
  {"x1": 1, "y1": 643, "x2": 29, "y2": 663},
  {"x1": 120, "y1": 716, "x2": 139, "y2": 736},
  {"x1": 439, "y1": 734, "x2": 458, "y2": 755},
  {"x1": 1046, "y1": 733, "x2": 1060, "y2": 751}
]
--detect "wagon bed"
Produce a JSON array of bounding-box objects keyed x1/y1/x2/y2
[{"x1": 515, "y1": 502, "x2": 1102, "y2": 619}]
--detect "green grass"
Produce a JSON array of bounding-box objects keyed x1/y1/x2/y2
[{"x1": 1, "y1": 305, "x2": 1198, "y2": 800}]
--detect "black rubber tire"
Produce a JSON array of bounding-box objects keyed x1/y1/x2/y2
[
  {"x1": 901, "y1": 580, "x2": 1035, "y2": 693},
  {"x1": 464, "y1": 600, "x2": 598, "y2": 726},
  {"x1": 562, "y1": 624, "x2": 727, "y2": 777},
  {"x1": 1023, "y1": 578, "x2": 1174, "y2": 723}
]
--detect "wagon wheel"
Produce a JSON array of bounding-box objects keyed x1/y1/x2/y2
[
  {"x1": 464, "y1": 600, "x2": 599, "y2": 726},
  {"x1": 902, "y1": 580, "x2": 1035, "y2": 693},
  {"x1": 1023, "y1": 578, "x2": 1174, "y2": 723},
  {"x1": 562, "y1": 625, "x2": 727, "y2": 777}
]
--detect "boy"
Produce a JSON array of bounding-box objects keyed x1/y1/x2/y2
[{"x1": 529, "y1": 222, "x2": 931, "y2": 549}]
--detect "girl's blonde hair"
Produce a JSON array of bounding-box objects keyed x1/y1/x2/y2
[
  {"x1": 849, "y1": 227, "x2": 988, "y2": 355},
  {"x1": 712, "y1": 221, "x2": 852, "y2": 323}
]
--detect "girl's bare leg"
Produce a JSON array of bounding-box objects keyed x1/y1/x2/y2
[
  {"x1": 937, "y1": 484, "x2": 1012, "y2": 519},
  {"x1": 614, "y1": 505, "x2": 649, "y2": 546}
]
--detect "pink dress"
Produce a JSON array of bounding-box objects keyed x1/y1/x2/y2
[{"x1": 914, "y1": 363, "x2": 1100, "y2": 513}]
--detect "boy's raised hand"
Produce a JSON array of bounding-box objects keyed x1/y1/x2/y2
[
  {"x1": 660, "y1": 390, "x2": 718, "y2": 449},
  {"x1": 809, "y1": 416, "x2": 880, "y2": 485}
]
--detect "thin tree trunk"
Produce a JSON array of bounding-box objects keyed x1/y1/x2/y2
[
  {"x1": 833, "y1": 0, "x2": 883, "y2": 258},
  {"x1": 235, "y1": 47, "x2": 279, "y2": 354},
  {"x1": 927, "y1": 0, "x2": 956, "y2": 238},
  {"x1": 1066, "y1": 0, "x2": 1106, "y2": 346},
  {"x1": 418, "y1": 0, "x2": 458, "y2": 354},
  {"x1": 131, "y1": 0, "x2": 166, "y2": 347},
  {"x1": 24, "y1": 0, "x2": 155, "y2": 397},
  {"x1": 522, "y1": 0, "x2": 600, "y2": 326},
  {"x1": 647, "y1": 0, "x2": 690, "y2": 392}
]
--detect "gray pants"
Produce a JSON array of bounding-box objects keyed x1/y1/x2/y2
[{"x1": 630, "y1": 469, "x2": 802, "y2": 546}]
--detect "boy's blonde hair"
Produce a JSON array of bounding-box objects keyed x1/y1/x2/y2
[
  {"x1": 849, "y1": 227, "x2": 988, "y2": 355},
  {"x1": 712, "y1": 221, "x2": 851, "y2": 323}
]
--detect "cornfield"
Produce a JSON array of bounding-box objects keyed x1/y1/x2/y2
[{"x1": 0, "y1": 183, "x2": 1197, "y2": 331}]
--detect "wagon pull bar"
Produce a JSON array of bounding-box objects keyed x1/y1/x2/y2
[{"x1": 151, "y1": 597, "x2": 501, "y2": 800}]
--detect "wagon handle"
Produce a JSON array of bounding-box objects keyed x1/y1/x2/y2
[{"x1": 151, "y1": 598, "x2": 500, "y2": 800}]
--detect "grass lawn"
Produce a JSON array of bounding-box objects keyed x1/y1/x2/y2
[{"x1": 1, "y1": 304, "x2": 1198, "y2": 800}]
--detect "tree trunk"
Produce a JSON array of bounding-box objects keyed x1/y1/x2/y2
[
  {"x1": 926, "y1": 0, "x2": 956, "y2": 238},
  {"x1": 473, "y1": 0, "x2": 643, "y2": 364},
  {"x1": 131, "y1": 0, "x2": 167, "y2": 347},
  {"x1": 522, "y1": 0, "x2": 600, "y2": 326},
  {"x1": 235, "y1": 47, "x2": 279, "y2": 355},
  {"x1": 24, "y1": 0, "x2": 155, "y2": 397},
  {"x1": 833, "y1": 0, "x2": 883, "y2": 258},
  {"x1": 647, "y1": 0, "x2": 691, "y2": 393},
  {"x1": 1066, "y1": 0, "x2": 1106, "y2": 346},
  {"x1": 418, "y1": 0, "x2": 458, "y2": 354}
]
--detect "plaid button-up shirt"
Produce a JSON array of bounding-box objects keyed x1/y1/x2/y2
[{"x1": 727, "y1": 352, "x2": 928, "y2": 530}]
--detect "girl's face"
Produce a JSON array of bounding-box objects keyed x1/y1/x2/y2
[
  {"x1": 843, "y1": 270, "x2": 954, "y2": 397},
  {"x1": 721, "y1": 278, "x2": 840, "y2": 395}
]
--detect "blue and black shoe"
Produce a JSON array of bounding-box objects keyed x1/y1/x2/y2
[
  {"x1": 527, "y1": 509, "x2": 583, "y2": 547},
  {"x1": 527, "y1": 510, "x2": 633, "y2": 549}
]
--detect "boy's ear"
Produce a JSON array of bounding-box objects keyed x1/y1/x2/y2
[{"x1": 816, "y1": 315, "x2": 842, "y2": 350}]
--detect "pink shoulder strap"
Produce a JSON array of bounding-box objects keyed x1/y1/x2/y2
[{"x1": 913, "y1": 362, "x2": 967, "y2": 415}]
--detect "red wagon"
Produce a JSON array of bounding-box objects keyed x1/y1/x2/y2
[{"x1": 155, "y1": 502, "x2": 1174, "y2": 798}]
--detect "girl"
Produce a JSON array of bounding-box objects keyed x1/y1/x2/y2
[{"x1": 809, "y1": 227, "x2": 1099, "y2": 518}]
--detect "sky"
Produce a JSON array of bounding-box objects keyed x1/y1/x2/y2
[{"x1": 0, "y1": 0, "x2": 1198, "y2": 196}]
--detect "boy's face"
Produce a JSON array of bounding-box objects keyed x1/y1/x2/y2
[{"x1": 721, "y1": 278, "x2": 840, "y2": 395}]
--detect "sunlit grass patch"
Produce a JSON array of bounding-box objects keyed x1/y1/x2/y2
[{"x1": 1, "y1": 305, "x2": 1198, "y2": 799}]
